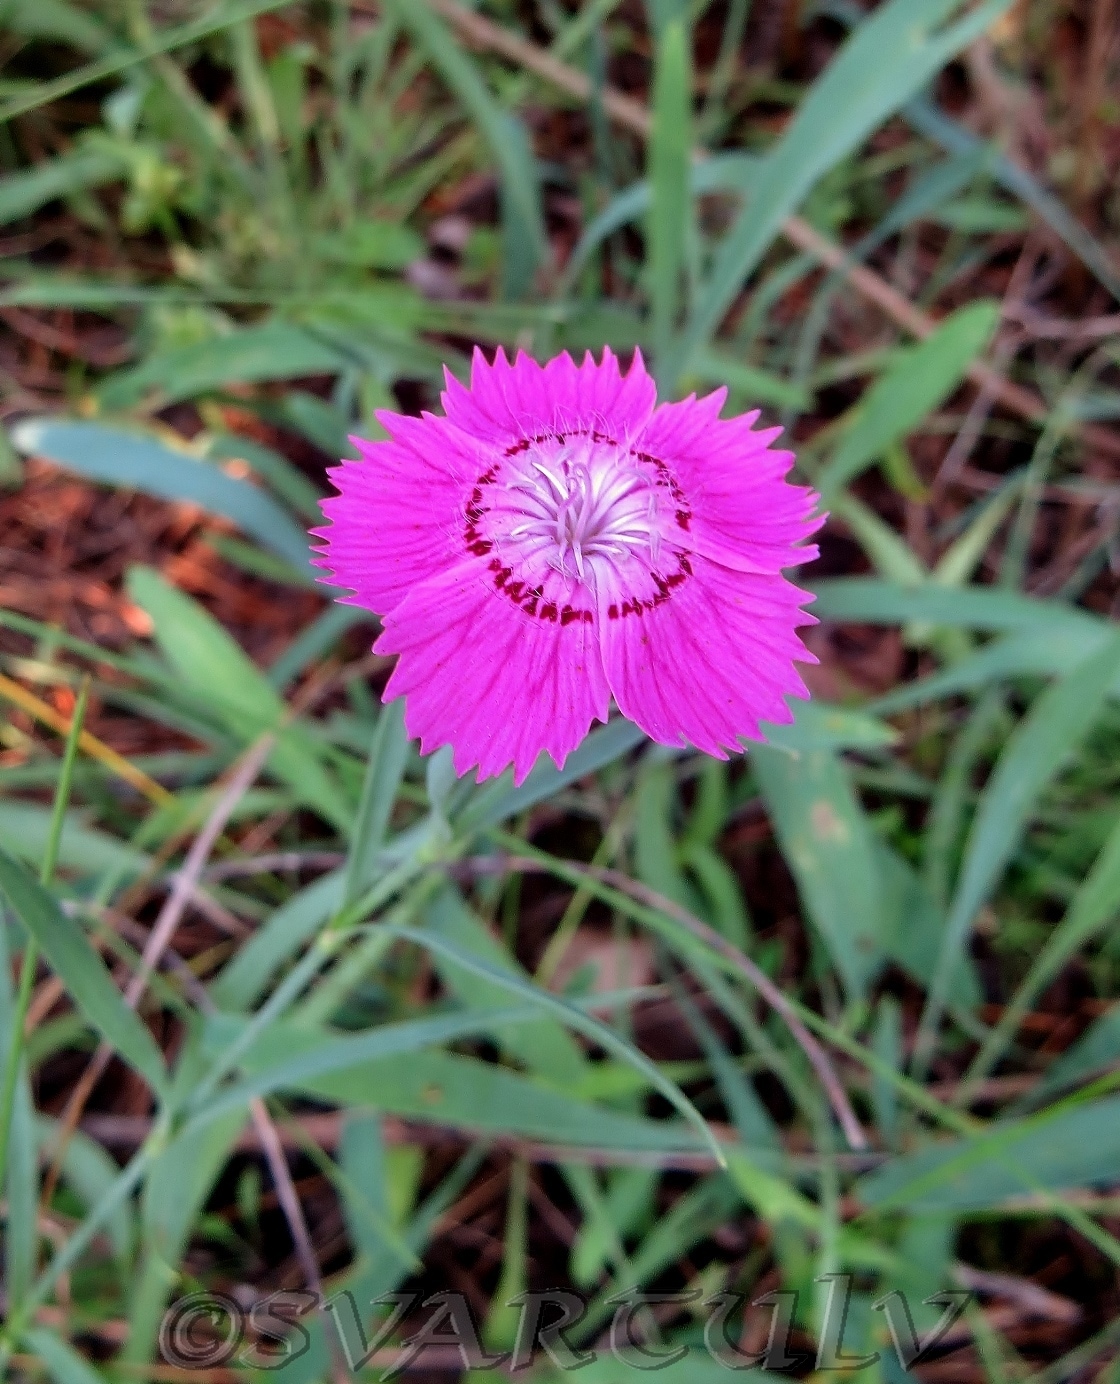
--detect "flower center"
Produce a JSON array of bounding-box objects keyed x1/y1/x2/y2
[
  {"x1": 509, "y1": 448, "x2": 658, "y2": 579},
  {"x1": 468, "y1": 430, "x2": 687, "y2": 590},
  {"x1": 461, "y1": 429, "x2": 695, "y2": 626}
]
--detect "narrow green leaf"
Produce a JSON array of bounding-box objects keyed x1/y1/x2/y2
[
  {"x1": 206, "y1": 431, "x2": 325, "y2": 522},
  {"x1": 922, "y1": 688, "x2": 1004, "y2": 910},
  {"x1": 859, "y1": 1095, "x2": 1120, "y2": 1212},
  {"x1": 0, "y1": 915, "x2": 37, "y2": 1305},
  {"x1": 4, "y1": 0, "x2": 122, "y2": 54},
  {"x1": 635, "y1": 759, "x2": 693, "y2": 910},
  {"x1": 687, "y1": 347, "x2": 809, "y2": 410},
  {"x1": 812, "y1": 577, "x2": 1104, "y2": 635},
  {"x1": 0, "y1": 149, "x2": 124, "y2": 226},
  {"x1": 879, "y1": 146, "x2": 994, "y2": 239},
  {"x1": 0, "y1": 807, "x2": 149, "y2": 900},
  {"x1": 932, "y1": 484, "x2": 1020, "y2": 588},
  {"x1": 916, "y1": 630, "x2": 1120, "y2": 1069},
  {"x1": 94, "y1": 320, "x2": 349, "y2": 410},
  {"x1": 761, "y1": 700, "x2": 900, "y2": 753},
  {"x1": 344, "y1": 700, "x2": 410, "y2": 907},
  {"x1": 200, "y1": 1016, "x2": 709, "y2": 1156},
  {"x1": 390, "y1": 923, "x2": 723, "y2": 1164},
  {"x1": 876, "y1": 842, "x2": 979, "y2": 1009},
  {"x1": 267, "y1": 605, "x2": 370, "y2": 690},
  {"x1": 210, "y1": 871, "x2": 344, "y2": 1013},
  {"x1": 0, "y1": 0, "x2": 301, "y2": 125},
  {"x1": 678, "y1": 841, "x2": 749, "y2": 948},
  {"x1": 457, "y1": 718, "x2": 647, "y2": 833},
  {"x1": 338, "y1": 1113, "x2": 419, "y2": 1280},
  {"x1": 869, "y1": 625, "x2": 1109, "y2": 717},
  {"x1": 667, "y1": 0, "x2": 1012, "y2": 382},
  {"x1": 22, "y1": 1330, "x2": 106, "y2": 1384},
  {"x1": 197, "y1": 1006, "x2": 549, "y2": 1119},
  {"x1": 1036, "y1": 1004, "x2": 1120, "y2": 1098},
  {"x1": 426, "y1": 887, "x2": 587, "y2": 1084},
  {"x1": 648, "y1": 18, "x2": 691, "y2": 360},
  {"x1": 393, "y1": 0, "x2": 547, "y2": 298},
  {"x1": 127, "y1": 568, "x2": 348, "y2": 831},
  {"x1": 35, "y1": 1118, "x2": 134, "y2": 1268},
  {"x1": 0, "y1": 848, "x2": 166, "y2": 1094},
  {"x1": 278, "y1": 390, "x2": 353, "y2": 458},
  {"x1": 969, "y1": 809, "x2": 1120, "y2": 1087},
  {"x1": 818, "y1": 301, "x2": 999, "y2": 499},
  {"x1": 486, "y1": 1153, "x2": 529, "y2": 1347},
  {"x1": 126, "y1": 567, "x2": 286, "y2": 728},
  {"x1": 674, "y1": 983, "x2": 779, "y2": 1150},
  {"x1": 124, "y1": 1108, "x2": 247, "y2": 1365},
  {"x1": 751, "y1": 746, "x2": 884, "y2": 997},
  {"x1": 908, "y1": 96, "x2": 1120, "y2": 304},
  {"x1": 870, "y1": 998, "x2": 902, "y2": 1147},
  {"x1": 10, "y1": 419, "x2": 315, "y2": 578},
  {"x1": 933, "y1": 195, "x2": 1028, "y2": 233},
  {"x1": 831, "y1": 493, "x2": 927, "y2": 583},
  {"x1": 560, "y1": 153, "x2": 758, "y2": 294}
]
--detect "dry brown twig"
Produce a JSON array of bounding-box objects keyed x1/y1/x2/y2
[{"x1": 1007, "y1": 304, "x2": 1120, "y2": 341}]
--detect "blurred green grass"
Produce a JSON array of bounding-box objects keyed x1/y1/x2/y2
[{"x1": 1, "y1": 0, "x2": 1120, "y2": 1378}]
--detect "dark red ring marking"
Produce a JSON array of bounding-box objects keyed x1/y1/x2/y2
[{"x1": 470, "y1": 436, "x2": 695, "y2": 626}]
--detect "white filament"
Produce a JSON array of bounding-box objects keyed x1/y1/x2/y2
[{"x1": 504, "y1": 439, "x2": 661, "y2": 580}]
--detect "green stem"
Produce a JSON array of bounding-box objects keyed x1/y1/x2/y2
[{"x1": 0, "y1": 680, "x2": 89, "y2": 1188}]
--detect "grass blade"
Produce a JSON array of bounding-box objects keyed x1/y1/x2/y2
[
  {"x1": 457, "y1": 718, "x2": 647, "y2": 833},
  {"x1": 394, "y1": 0, "x2": 547, "y2": 298},
  {"x1": 907, "y1": 96, "x2": 1120, "y2": 303},
  {"x1": 0, "y1": 681, "x2": 89, "y2": 1204},
  {"x1": 647, "y1": 17, "x2": 691, "y2": 363},
  {"x1": 818, "y1": 301, "x2": 999, "y2": 500},
  {"x1": 0, "y1": 149, "x2": 125, "y2": 226},
  {"x1": 344, "y1": 701, "x2": 411, "y2": 908},
  {"x1": 22, "y1": 1329, "x2": 106, "y2": 1384},
  {"x1": 0, "y1": 0, "x2": 299, "y2": 124},
  {"x1": 4, "y1": 0, "x2": 121, "y2": 55},
  {"x1": 966, "y1": 808, "x2": 1120, "y2": 1091},
  {"x1": 0, "y1": 908, "x2": 37, "y2": 1306},
  {"x1": 812, "y1": 577, "x2": 1103, "y2": 634},
  {"x1": 127, "y1": 568, "x2": 349, "y2": 831},
  {"x1": 388, "y1": 924, "x2": 725, "y2": 1166},
  {"x1": 665, "y1": 0, "x2": 1013, "y2": 384},
  {"x1": 0, "y1": 850, "x2": 167, "y2": 1096},
  {"x1": 198, "y1": 1015, "x2": 712, "y2": 1156},
  {"x1": 426, "y1": 887, "x2": 586, "y2": 1084},
  {"x1": 10, "y1": 419, "x2": 315, "y2": 578},
  {"x1": 913, "y1": 630, "x2": 1120, "y2": 1075},
  {"x1": 35, "y1": 1118, "x2": 134, "y2": 1269},
  {"x1": 858, "y1": 1094, "x2": 1120, "y2": 1213},
  {"x1": 124, "y1": 1109, "x2": 248, "y2": 1365},
  {"x1": 93, "y1": 321, "x2": 349, "y2": 411},
  {"x1": 752, "y1": 745, "x2": 885, "y2": 998}
]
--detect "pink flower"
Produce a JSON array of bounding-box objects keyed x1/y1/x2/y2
[{"x1": 313, "y1": 348, "x2": 821, "y2": 784}]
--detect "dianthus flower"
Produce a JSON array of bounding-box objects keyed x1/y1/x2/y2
[{"x1": 313, "y1": 347, "x2": 821, "y2": 784}]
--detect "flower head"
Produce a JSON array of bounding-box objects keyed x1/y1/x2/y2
[{"x1": 313, "y1": 347, "x2": 821, "y2": 784}]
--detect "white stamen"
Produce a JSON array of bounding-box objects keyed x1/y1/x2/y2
[{"x1": 476, "y1": 433, "x2": 683, "y2": 587}]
